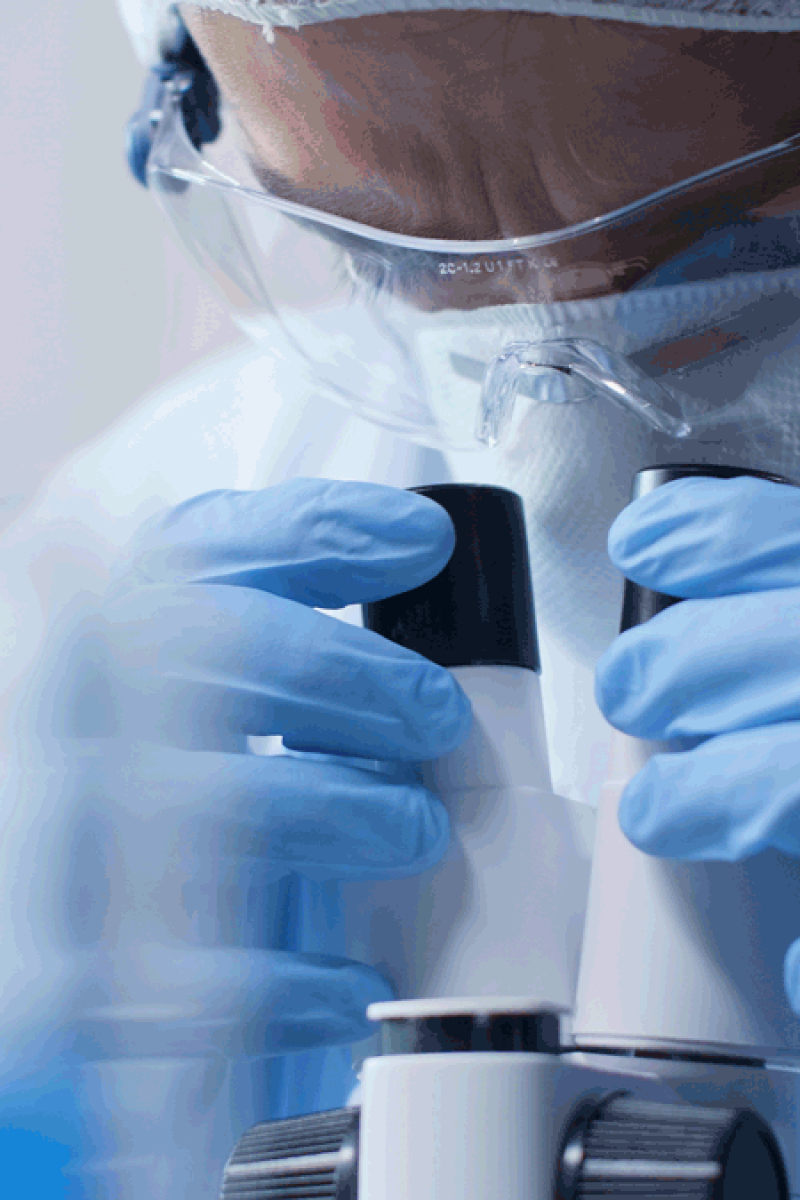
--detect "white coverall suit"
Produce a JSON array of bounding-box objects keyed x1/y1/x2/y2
[{"x1": 0, "y1": 337, "x2": 617, "y2": 1196}]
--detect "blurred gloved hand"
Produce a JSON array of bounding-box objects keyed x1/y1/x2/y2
[
  {"x1": 95, "y1": 477, "x2": 471, "y2": 1049},
  {"x1": 38, "y1": 479, "x2": 471, "y2": 1194},
  {"x1": 594, "y1": 474, "x2": 800, "y2": 1004}
]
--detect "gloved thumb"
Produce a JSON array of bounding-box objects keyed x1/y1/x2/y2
[{"x1": 783, "y1": 938, "x2": 800, "y2": 1017}]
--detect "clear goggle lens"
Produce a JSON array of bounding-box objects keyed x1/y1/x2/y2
[{"x1": 148, "y1": 79, "x2": 800, "y2": 451}]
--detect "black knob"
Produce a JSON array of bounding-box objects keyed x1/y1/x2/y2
[
  {"x1": 558, "y1": 1095, "x2": 789, "y2": 1199},
  {"x1": 220, "y1": 1107, "x2": 359, "y2": 1200},
  {"x1": 377, "y1": 1007, "x2": 561, "y2": 1056},
  {"x1": 363, "y1": 484, "x2": 540, "y2": 672}
]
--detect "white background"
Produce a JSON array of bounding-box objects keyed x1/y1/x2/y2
[{"x1": 1, "y1": 0, "x2": 242, "y2": 525}]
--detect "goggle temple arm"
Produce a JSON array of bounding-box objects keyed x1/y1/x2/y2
[{"x1": 125, "y1": 8, "x2": 220, "y2": 188}]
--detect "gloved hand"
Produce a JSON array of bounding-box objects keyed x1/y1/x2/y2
[
  {"x1": 96, "y1": 477, "x2": 471, "y2": 1041},
  {"x1": 594, "y1": 473, "x2": 800, "y2": 1004},
  {"x1": 50, "y1": 478, "x2": 471, "y2": 1193}
]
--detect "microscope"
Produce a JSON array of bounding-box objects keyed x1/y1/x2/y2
[{"x1": 219, "y1": 475, "x2": 799, "y2": 1200}]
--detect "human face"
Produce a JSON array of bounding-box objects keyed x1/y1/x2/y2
[
  {"x1": 180, "y1": 8, "x2": 800, "y2": 242},
  {"x1": 162, "y1": 9, "x2": 800, "y2": 678}
]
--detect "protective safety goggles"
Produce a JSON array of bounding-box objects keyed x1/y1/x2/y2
[{"x1": 132, "y1": 45, "x2": 800, "y2": 451}]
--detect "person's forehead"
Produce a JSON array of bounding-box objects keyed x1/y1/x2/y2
[
  {"x1": 178, "y1": 8, "x2": 800, "y2": 102},
  {"x1": 176, "y1": 6, "x2": 800, "y2": 243},
  {"x1": 125, "y1": 0, "x2": 800, "y2": 69},
  {"x1": 179, "y1": 7, "x2": 720, "y2": 62}
]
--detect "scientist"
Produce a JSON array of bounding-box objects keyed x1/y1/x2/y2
[{"x1": 4, "y1": 0, "x2": 800, "y2": 1195}]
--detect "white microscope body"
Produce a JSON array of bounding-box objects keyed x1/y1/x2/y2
[{"x1": 220, "y1": 478, "x2": 799, "y2": 1200}]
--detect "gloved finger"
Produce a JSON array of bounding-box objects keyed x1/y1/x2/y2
[
  {"x1": 616, "y1": 721, "x2": 800, "y2": 861},
  {"x1": 103, "y1": 584, "x2": 471, "y2": 759},
  {"x1": 76, "y1": 943, "x2": 395, "y2": 1058},
  {"x1": 608, "y1": 475, "x2": 800, "y2": 599},
  {"x1": 108, "y1": 479, "x2": 455, "y2": 608},
  {"x1": 99, "y1": 740, "x2": 451, "y2": 882},
  {"x1": 595, "y1": 586, "x2": 800, "y2": 740},
  {"x1": 244, "y1": 950, "x2": 394, "y2": 1054},
  {"x1": 782, "y1": 938, "x2": 800, "y2": 1019}
]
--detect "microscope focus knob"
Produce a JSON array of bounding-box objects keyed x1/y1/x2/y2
[
  {"x1": 219, "y1": 1107, "x2": 358, "y2": 1200},
  {"x1": 559, "y1": 1095, "x2": 789, "y2": 1199}
]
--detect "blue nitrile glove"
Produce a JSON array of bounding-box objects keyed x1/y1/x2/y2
[
  {"x1": 54, "y1": 479, "x2": 472, "y2": 1194},
  {"x1": 594, "y1": 474, "x2": 800, "y2": 1006},
  {"x1": 98, "y1": 474, "x2": 472, "y2": 1013}
]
